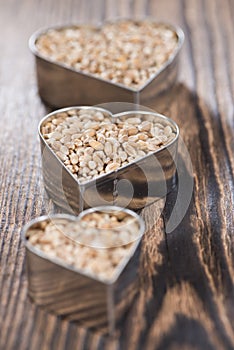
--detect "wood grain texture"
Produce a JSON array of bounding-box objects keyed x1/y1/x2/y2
[{"x1": 0, "y1": 0, "x2": 234, "y2": 349}]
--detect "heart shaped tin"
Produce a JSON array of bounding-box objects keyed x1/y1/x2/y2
[
  {"x1": 29, "y1": 20, "x2": 184, "y2": 107},
  {"x1": 39, "y1": 106, "x2": 179, "y2": 214},
  {"x1": 24, "y1": 206, "x2": 145, "y2": 333}
]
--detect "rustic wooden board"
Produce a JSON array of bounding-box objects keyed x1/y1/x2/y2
[{"x1": 0, "y1": 0, "x2": 234, "y2": 349}]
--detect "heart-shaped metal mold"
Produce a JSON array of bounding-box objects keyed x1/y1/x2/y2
[
  {"x1": 39, "y1": 106, "x2": 179, "y2": 214},
  {"x1": 24, "y1": 206, "x2": 145, "y2": 333},
  {"x1": 29, "y1": 19, "x2": 184, "y2": 107}
]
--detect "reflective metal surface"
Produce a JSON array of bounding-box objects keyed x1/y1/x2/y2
[
  {"x1": 29, "y1": 21, "x2": 184, "y2": 108},
  {"x1": 39, "y1": 107, "x2": 179, "y2": 214},
  {"x1": 23, "y1": 208, "x2": 145, "y2": 334}
]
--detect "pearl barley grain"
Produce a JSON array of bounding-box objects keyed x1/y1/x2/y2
[
  {"x1": 42, "y1": 109, "x2": 176, "y2": 183},
  {"x1": 27, "y1": 211, "x2": 141, "y2": 281},
  {"x1": 36, "y1": 20, "x2": 178, "y2": 89}
]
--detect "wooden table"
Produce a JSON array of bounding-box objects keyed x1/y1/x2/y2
[{"x1": 0, "y1": 0, "x2": 234, "y2": 349}]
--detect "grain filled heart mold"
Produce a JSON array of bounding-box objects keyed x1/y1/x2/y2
[
  {"x1": 24, "y1": 206, "x2": 145, "y2": 333},
  {"x1": 39, "y1": 106, "x2": 179, "y2": 214},
  {"x1": 30, "y1": 20, "x2": 184, "y2": 107}
]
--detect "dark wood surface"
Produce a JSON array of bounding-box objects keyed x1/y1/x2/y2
[{"x1": 0, "y1": 0, "x2": 234, "y2": 349}]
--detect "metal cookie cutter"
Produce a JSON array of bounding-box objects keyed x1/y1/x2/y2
[
  {"x1": 29, "y1": 20, "x2": 184, "y2": 107},
  {"x1": 23, "y1": 206, "x2": 145, "y2": 334},
  {"x1": 39, "y1": 106, "x2": 179, "y2": 214}
]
